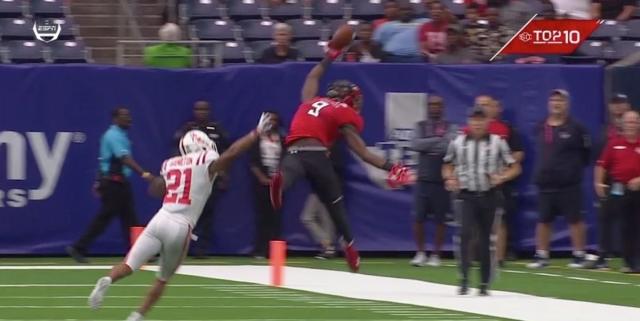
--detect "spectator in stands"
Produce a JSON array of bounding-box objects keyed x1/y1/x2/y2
[
  {"x1": 66, "y1": 108, "x2": 154, "y2": 263},
  {"x1": 550, "y1": 0, "x2": 592, "y2": 19},
  {"x1": 539, "y1": 0, "x2": 559, "y2": 19},
  {"x1": 463, "y1": 2, "x2": 481, "y2": 26},
  {"x1": 433, "y1": 24, "x2": 479, "y2": 64},
  {"x1": 173, "y1": 101, "x2": 230, "y2": 258},
  {"x1": 250, "y1": 111, "x2": 284, "y2": 259},
  {"x1": 595, "y1": 110, "x2": 640, "y2": 273},
  {"x1": 592, "y1": 0, "x2": 636, "y2": 21},
  {"x1": 410, "y1": 95, "x2": 457, "y2": 267},
  {"x1": 373, "y1": 0, "x2": 400, "y2": 30},
  {"x1": 346, "y1": 23, "x2": 383, "y2": 62},
  {"x1": 143, "y1": 23, "x2": 192, "y2": 68},
  {"x1": 467, "y1": 6, "x2": 513, "y2": 62},
  {"x1": 259, "y1": 23, "x2": 303, "y2": 64},
  {"x1": 499, "y1": 0, "x2": 535, "y2": 31},
  {"x1": 527, "y1": 89, "x2": 591, "y2": 269},
  {"x1": 420, "y1": 1, "x2": 449, "y2": 60},
  {"x1": 374, "y1": 2, "x2": 428, "y2": 63},
  {"x1": 465, "y1": 0, "x2": 489, "y2": 15}
]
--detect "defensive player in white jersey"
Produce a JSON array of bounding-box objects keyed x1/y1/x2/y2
[{"x1": 87, "y1": 113, "x2": 273, "y2": 321}]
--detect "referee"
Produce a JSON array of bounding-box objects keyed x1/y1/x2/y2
[
  {"x1": 442, "y1": 107, "x2": 521, "y2": 296},
  {"x1": 67, "y1": 107, "x2": 154, "y2": 263},
  {"x1": 595, "y1": 110, "x2": 640, "y2": 273}
]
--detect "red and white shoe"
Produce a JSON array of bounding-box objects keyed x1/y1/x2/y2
[
  {"x1": 344, "y1": 241, "x2": 360, "y2": 273},
  {"x1": 269, "y1": 171, "x2": 283, "y2": 209}
]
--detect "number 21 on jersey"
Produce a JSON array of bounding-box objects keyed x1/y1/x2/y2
[
  {"x1": 308, "y1": 100, "x2": 330, "y2": 117},
  {"x1": 163, "y1": 168, "x2": 192, "y2": 205}
]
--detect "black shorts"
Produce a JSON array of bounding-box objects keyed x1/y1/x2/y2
[
  {"x1": 280, "y1": 149, "x2": 342, "y2": 206},
  {"x1": 538, "y1": 185, "x2": 584, "y2": 224},
  {"x1": 413, "y1": 181, "x2": 450, "y2": 224}
]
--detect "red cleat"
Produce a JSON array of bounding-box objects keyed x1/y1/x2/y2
[
  {"x1": 344, "y1": 241, "x2": 360, "y2": 273},
  {"x1": 270, "y1": 171, "x2": 283, "y2": 209}
]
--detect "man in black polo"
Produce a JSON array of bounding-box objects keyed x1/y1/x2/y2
[
  {"x1": 67, "y1": 107, "x2": 154, "y2": 263},
  {"x1": 410, "y1": 95, "x2": 458, "y2": 267},
  {"x1": 173, "y1": 101, "x2": 230, "y2": 258},
  {"x1": 527, "y1": 89, "x2": 592, "y2": 269},
  {"x1": 443, "y1": 107, "x2": 521, "y2": 296}
]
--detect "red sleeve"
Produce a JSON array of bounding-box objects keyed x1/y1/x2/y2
[
  {"x1": 419, "y1": 23, "x2": 429, "y2": 42},
  {"x1": 335, "y1": 107, "x2": 364, "y2": 133},
  {"x1": 596, "y1": 139, "x2": 614, "y2": 169}
]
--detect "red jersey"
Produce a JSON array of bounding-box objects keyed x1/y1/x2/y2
[
  {"x1": 597, "y1": 136, "x2": 640, "y2": 184},
  {"x1": 286, "y1": 97, "x2": 364, "y2": 147}
]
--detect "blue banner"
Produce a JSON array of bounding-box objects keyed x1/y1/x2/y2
[{"x1": 0, "y1": 63, "x2": 604, "y2": 254}]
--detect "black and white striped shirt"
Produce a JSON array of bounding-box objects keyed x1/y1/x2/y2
[{"x1": 444, "y1": 134, "x2": 516, "y2": 192}]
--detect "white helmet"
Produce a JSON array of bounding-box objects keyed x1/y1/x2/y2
[{"x1": 179, "y1": 130, "x2": 217, "y2": 156}]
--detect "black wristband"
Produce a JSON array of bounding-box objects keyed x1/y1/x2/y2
[{"x1": 382, "y1": 160, "x2": 393, "y2": 171}]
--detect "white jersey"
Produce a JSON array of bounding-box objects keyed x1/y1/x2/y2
[{"x1": 159, "y1": 150, "x2": 219, "y2": 226}]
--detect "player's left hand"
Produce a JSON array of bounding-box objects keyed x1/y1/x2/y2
[
  {"x1": 256, "y1": 112, "x2": 273, "y2": 135},
  {"x1": 386, "y1": 164, "x2": 415, "y2": 189}
]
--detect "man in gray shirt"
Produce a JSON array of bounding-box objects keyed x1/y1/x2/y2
[
  {"x1": 410, "y1": 95, "x2": 458, "y2": 267},
  {"x1": 433, "y1": 25, "x2": 478, "y2": 64}
]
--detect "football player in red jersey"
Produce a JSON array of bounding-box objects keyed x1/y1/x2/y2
[{"x1": 270, "y1": 43, "x2": 412, "y2": 273}]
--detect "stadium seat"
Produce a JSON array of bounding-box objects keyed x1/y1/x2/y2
[
  {"x1": 3, "y1": 40, "x2": 45, "y2": 63},
  {"x1": 192, "y1": 19, "x2": 238, "y2": 40},
  {"x1": 30, "y1": 0, "x2": 65, "y2": 17},
  {"x1": 228, "y1": 0, "x2": 265, "y2": 20},
  {"x1": 0, "y1": 18, "x2": 34, "y2": 40},
  {"x1": 295, "y1": 39, "x2": 326, "y2": 61},
  {"x1": 287, "y1": 19, "x2": 323, "y2": 40},
  {"x1": 239, "y1": 19, "x2": 274, "y2": 41},
  {"x1": 576, "y1": 40, "x2": 606, "y2": 58},
  {"x1": 48, "y1": 40, "x2": 88, "y2": 63},
  {"x1": 609, "y1": 40, "x2": 640, "y2": 59},
  {"x1": 268, "y1": 0, "x2": 304, "y2": 20},
  {"x1": 623, "y1": 20, "x2": 640, "y2": 40},
  {"x1": 0, "y1": 0, "x2": 23, "y2": 18},
  {"x1": 197, "y1": 41, "x2": 252, "y2": 65},
  {"x1": 312, "y1": 0, "x2": 347, "y2": 19},
  {"x1": 52, "y1": 17, "x2": 76, "y2": 40},
  {"x1": 351, "y1": 0, "x2": 384, "y2": 20},
  {"x1": 443, "y1": 0, "x2": 466, "y2": 16},
  {"x1": 248, "y1": 40, "x2": 273, "y2": 57},
  {"x1": 589, "y1": 20, "x2": 625, "y2": 40},
  {"x1": 185, "y1": 0, "x2": 224, "y2": 20}
]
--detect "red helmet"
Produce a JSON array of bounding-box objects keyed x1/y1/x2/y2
[{"x1": 326, "y1": 80, "x2": 362, "y2": 110}]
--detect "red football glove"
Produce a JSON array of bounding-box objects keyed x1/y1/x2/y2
[
  {"x1": 386, "y1": 164, "x2": 415, "y2": 189},
  {"x1": 326, "y1": 43, "x2": 344, "y2": 61}
]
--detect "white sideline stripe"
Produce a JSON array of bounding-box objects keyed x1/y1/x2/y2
[
  {"x1": 533, "y1": 273, "x2": 562, "y2": 277},
  {"x1": 0, "y1": 319, "x2": 422, "y2": 321},
  {"x1": 0, "y1": 265, "x2": 114, "y2": 269},
  {"x1": 566, "y1": 277, "x2": 596, "y2": 281},
  {"x1": 0, "y1": 305, "x2": 344, "y2": 309},
  {"x1": 156, "y1": 265, "x2": 640, "y2": 321},
  {"x1": 0, "y1": 284, "x2": 207, "y2": 287},
  {"x1": 0, "y1": 295, "x2": 246, "y2": 299},
  {"x1": 600, "y1": 281, "x2": 631, "y2": 285}
]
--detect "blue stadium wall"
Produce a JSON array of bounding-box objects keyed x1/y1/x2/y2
[{"x1": 0, "y1": 63, "x2": 605, "y2": 255}]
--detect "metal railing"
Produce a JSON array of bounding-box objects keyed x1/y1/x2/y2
[
  {"x1": 116, "y1": 40, "x2": 224, "y2": 67},
  {"x1": 118, "y1": 0, "x2": 143, "y2": 41}
]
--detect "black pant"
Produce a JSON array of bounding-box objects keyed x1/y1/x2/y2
[
  {"x1": 605, "y1": 190, "x2": 640, "y2": 269},
  {"x1": 597, "y1": 196, "x2": 621, "y2": 259},
  {"x1": 253, "y1": 184, "x2": 281, "y2": 257},
  {"x1": 281, "y1": 150, "x2": 353, "y2": 243},
  {"x1": 457, "y1": 190, "x2": 497, "y2": 286},
  {"x1": 74, "y1": 180, "x2": 137, "y2": 254},
  {"x1": 191, "y1": 188, "x2": 219, "y2": 255}
]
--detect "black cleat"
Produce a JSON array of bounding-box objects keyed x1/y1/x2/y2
[
  {"x1": 478, "y1": 285, "x2": 490, "y2": 296},
  {"x1": 66, "y1": 246, "x2": 89, "y2": 264},
  {"x1": 458, "y1": 280, "x2": 469, "y2": 295}
]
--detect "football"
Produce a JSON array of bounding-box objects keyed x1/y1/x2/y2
[{"x1": 329, "y1": 24, "x2": 355, "y2": 49}]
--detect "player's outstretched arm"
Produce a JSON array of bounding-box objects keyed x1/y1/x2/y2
[
  {"x1": 340, "y1": 125, "x2": 391, "y2": 170},
  {"x1": 208, "y1": 113, "x2": 273, "y2": 178},
  {"x1": 301, "y1": 57, "x2": 333, "y2": 102}
]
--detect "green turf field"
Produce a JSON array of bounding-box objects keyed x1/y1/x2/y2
[{"x1": 0, "y1": 257, "x2": 638, "y2": 321}]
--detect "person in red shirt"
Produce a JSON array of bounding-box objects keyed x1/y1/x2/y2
[
  {"x1": 419, "y1": 1, "x2": 449, "y2": 59},
  {"x1": 594, "y1": 110, "x2": 640, "y2": 273},
  {"x1": 465, "y1": 0, "x2": 488, "y2": 15},
  {"x1": 270, "y1": 42, "x2": 412, "y2": 273},
  {"x1": 372, "y1": 0, "x2": 400, "y2": 30}
]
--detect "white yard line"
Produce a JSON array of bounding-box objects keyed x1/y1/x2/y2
[{"x1": 151, "y1": 265, "x2": 640, "y2": 321}]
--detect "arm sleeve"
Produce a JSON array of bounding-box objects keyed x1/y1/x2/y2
[
  {"x1": 443, "y1": 138, "x2": 457, "y2": 163},
  {"x1": 108, "y1": 132, "x2": 130, "y2": 158},
  {"x1": 507, "y1": 125, "x2": 524, "y2": 152},
  {"x1": 410, "y1": 122, "x2": 447, "y2": 154},
  {"x1": 498, "y1": 138, "x2": 516, "y2": 165}
]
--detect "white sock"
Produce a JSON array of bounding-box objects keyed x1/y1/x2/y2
[{"x1": 536, "y1": 250, "x2": 549, "y2": 259}]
